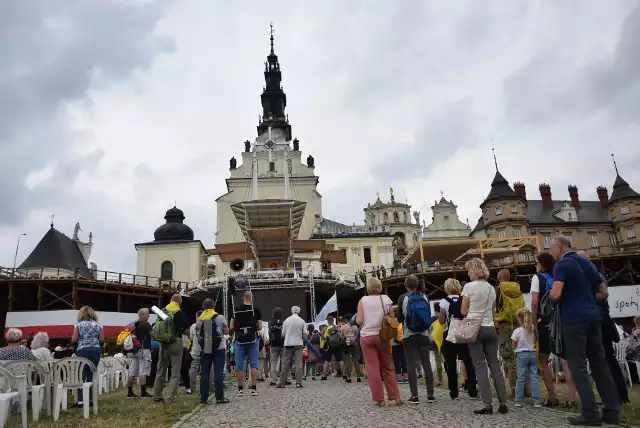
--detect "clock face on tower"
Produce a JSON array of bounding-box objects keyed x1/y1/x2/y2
[{"x1": 265, "y1": 140, "x2": 275, "y2": 149}]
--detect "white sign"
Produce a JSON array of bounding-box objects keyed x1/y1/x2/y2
[
  {"x1": 607, "y1": 285, "x2": 640, "y2": 318},
  {"x1": 522, "y1": 285, "x2": 640, "y2": 319}
]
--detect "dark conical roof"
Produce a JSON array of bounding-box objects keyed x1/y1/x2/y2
[
  {"x1": 154, "y1": 206, "x2": 194, "y2": 241},
  {"x1": 19, "y1": 227, "x2": 92, "y2": 278},
  {"x1": 481, "y1": 170, "x2": 519, "y2": 207},
  {"x1": 609, "y1": 174, "x2": 640, "y2": 202}
]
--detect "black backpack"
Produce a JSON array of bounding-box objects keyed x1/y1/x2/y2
[
  {"x1": 234, "y1": 307, "x2": 257, "y2": 344},
  {"x1": 269, "y1": 320, "x2": 283, "y2": 347},
  {"x1": 197, "y1": 315, "x2": 222, "y2": 352},
  {"x1": 443, "y1": 296, "x2": 463, "y2": 331}
]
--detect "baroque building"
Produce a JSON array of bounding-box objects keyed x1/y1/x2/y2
[
  {"x1": 471, "y1": 160, "x2": 640, "y2": 256},
  {"x1": 422, "y1": 193, "x2": 471, "y2": 240},
  {"x1": 312, "y1": 189, "x2": 421, "y2": 276},
  {"x1": 135, "y1": 206, "x2": 208, "y2": 283}
]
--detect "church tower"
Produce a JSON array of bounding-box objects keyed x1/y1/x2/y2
[{"x1": 216, "y1": 26, "x2": 322, "y2": 256}]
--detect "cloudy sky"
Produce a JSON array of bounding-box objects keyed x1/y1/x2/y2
[{"x1": 1, "y1": 1, "x2": 639, "y2": 273}]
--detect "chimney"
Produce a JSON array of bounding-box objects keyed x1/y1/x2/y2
[
  {"x1": 568, "y1": 185, "x2": 580, "y2": 210},
  {"x1": 539, "y1": 183, "x2": 553, "y2": 208},
  {"x1": 597, "y1": 186, "x2": 609, "y2": 206},
  {"x1": 514, "y1": 182, "x2": 526, "y2": 201}
]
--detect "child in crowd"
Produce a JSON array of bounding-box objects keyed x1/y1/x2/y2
[{"x1": 511, "y1": 308, "x2": 541, "y2": 407}]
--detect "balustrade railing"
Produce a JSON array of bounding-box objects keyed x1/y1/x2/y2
[{"x1": 0, "y1": 266, "x2": 194, "y2": 293}]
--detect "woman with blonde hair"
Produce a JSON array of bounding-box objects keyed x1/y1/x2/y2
[
  {"x1": 30, "y1": 332, "x2": 53, "y2": 361},
  {"x1": 461, "y1": 258, "x2": 507, "y2": 415},
  {"x1": 0, "y1": 328, "x2": 36, "y2": 361},
  {"x1": 438, "y1": 277, "x2": 478, "y2": 400},
  {"x1": 72, "y1": 306, "x2": 104, "y2": 407},
  {"x1": 356, "y1": 277, "x2": 402, "y2": 406}
]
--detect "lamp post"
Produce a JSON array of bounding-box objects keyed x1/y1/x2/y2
[{"x1": 13, "y1": 233, "x2": 26, "y2": 275}]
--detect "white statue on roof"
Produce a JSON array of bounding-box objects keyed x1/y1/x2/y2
[{"x1": 73, "y1": 223, "x2": 82, "y2": 241}]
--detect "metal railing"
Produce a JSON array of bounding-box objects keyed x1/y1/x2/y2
[
  {"x1": 0, "y1": 266, "x2": 194, "y2": 293},
  {"x1": 189, "y1": 267, "x2": 359, "y2": 292}
]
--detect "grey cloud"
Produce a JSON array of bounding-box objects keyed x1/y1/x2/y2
[
  {"x1": 370, "y1": 97, "x2": 476, "y2": 183},
  {"x1": 0, "y1": 0, "x2": 173, "y2": 225},
  {"x1": 504, "y1": 2, "x2": 640, "y2": 127}
]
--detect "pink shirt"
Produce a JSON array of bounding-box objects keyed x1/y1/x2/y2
[{"x1": 360, "y1": 295, "x2": 393, "y2": 337}]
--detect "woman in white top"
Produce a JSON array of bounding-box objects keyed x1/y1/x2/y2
[
  {"x1": 356, "y1": 277, "x2": 402, "y2": 406},
  {"x1": 30, "y1": 332, "x2": 53, "y2": 362},
  {"x1": 460, "y1": 258, "x2": 507, "y2": 415}
]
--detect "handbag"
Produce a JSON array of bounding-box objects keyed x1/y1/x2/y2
[
  {"x1": 380, "y1": 296, "x2": 400, "y2": 341},
  {"x1": 454, "y1": 285, "x2": 493, "y2": 344}
]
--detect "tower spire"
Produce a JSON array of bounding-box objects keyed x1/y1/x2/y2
[
  {"x1": 270, "y1": 22, "x2": 275, "y2": 54},
  {"x1": 257, "y1": 23, "x2": 292, "y2": 141},
  {"x1": 611, "y1": 152, "x2": 620, "y2": 175},
  {"x1": 492, "y1": 147, "x2": 499, "y2": 172}
]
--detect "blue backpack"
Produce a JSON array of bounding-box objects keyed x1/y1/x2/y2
[{"x1": 405, "y1": 292, "x2": 432, "y2": 333}]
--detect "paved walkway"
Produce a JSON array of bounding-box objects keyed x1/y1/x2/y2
[{"x1": 177, "y1": 377, "x2": 602, "y2": 428}]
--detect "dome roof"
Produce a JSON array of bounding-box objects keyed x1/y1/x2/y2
[{"x1": 153, "y1": 206, "x2": 194, "y2": 241}]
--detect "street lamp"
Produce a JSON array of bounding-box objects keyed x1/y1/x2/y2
[{"x1": 13, "y1": 233, "x2": 26, "y2": 275}]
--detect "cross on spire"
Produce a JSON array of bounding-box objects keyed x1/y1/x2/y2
[{"x1": 50, "y1": 212, "x2": 55, "y2": 228}]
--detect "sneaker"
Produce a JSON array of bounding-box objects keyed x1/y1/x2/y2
[
  {"x1": 216, "y1": 398, "x2": 230, "y2": 404},
  {"x1": 237, "y1": 389, "x2": 244, "y2": 397},
  {"x1": 533, "y1": 403, "x2": 542, "y2": 408},
  {"x1": 250, "y1": 388, "x2": 259, "y2": 397},
  {"x1": 127, "y1": 391, "x2": 137, "y2": 398},
  {"x1": 408, "y1": 396, "x2": 420, "y2": 405},
  {"x1": 514, "y1": 402, "x2": 523, "y2": 408},
  {"x1": 345, "y1": 378, "x2": 352, "y2": 384},
  {"x1": 427, "y1": 395, "x2": 435, "y2": 403},
  {"x1": 498, "y1": 404, "x2": 508, "y2": 414},
  {"x1": 312, "y1": 377, "x2": 316, "y2": 381},
  {"x1": 356, "y1": 377, "x2": 361, "y2": 383},
  {"x1": 321, "y1": 376, "x2": 327, "y2": 381},
  {"x1": 140, "y1": 392, "x2": 153, "y2": 399},
  {"x1": 296, "y1": 383, "x2": 303, "y2": 388},
  {"x1": 269, "y1": 381, "x2": 276, "y2": 386},
  {"x1": 185, "y1": 389, "x2": 193, "y2": 396},
  {"x1": 285, "y1": 380, "x2": 292, "y2": 386}
]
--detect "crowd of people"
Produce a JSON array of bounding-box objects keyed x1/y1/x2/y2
[{"x1": 0, "y1": 235, "x2": 631, "y2": 426}]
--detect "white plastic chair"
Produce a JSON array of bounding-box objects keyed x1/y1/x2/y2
[
  {"x1": 51, "y1": 357, "x2": 98, "y2": 421},
  {"x1": 107, "y1": 358, "x2": 123, "y2": 389},
  {"x1": 613, "y1": 340, "x2": 632, "y2": 389},
  {"x1": 0, "y1": 365, "x2": 28, "y2": 428},
  {"x1": 96, "y1": 360, "x2": 109, "y2": 395},
  {"x1": 2, "y1": 360, "x2": 50, "y2": 421}
]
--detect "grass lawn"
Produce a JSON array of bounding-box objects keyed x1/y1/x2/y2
[
  {"x1": 434, "y1": 375, "x2": 640, "y2": 425},
  {"x1": 6, "y1": 390, "x2": 200, "y2": 428}
]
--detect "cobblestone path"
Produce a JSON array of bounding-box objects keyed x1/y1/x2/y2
[{"x1": 178, "y1": 377, "x2": 610, "y2": 428}]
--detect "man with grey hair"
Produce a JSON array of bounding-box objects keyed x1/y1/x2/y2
[
  {"x1": 127, "y1": 307, "x2": 153, "y2": 398},
  {"x1": 278, "y1": 305, "x2": 306, "y2": 388},
  {"x1": 549, "y1": 236, "x2": 619, "y2": 425}
]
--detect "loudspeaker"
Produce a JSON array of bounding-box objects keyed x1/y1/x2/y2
[{"x1": 230, "y1": 259, "x2": 245, "y2": 272}]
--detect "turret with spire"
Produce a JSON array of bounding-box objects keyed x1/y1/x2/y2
[
  {"x1": 609, "y1": 152, "x2": 640, "y2": 202},
  {"x1": 257, "y1": 23, "x2": 292, "y2": 141}
]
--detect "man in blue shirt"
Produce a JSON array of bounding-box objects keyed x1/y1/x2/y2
[{"x1": 550, "y1": 236, "x2": 619, "y2": 426}]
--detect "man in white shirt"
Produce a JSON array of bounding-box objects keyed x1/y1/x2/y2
[{"x1": 278, "y1": 306, "x2": 307, "y2": 388}]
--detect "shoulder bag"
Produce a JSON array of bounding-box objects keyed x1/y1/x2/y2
[
  {"x1": 454, "y1": 284, "x2": 493, "y2": 344},
  {"x1": 380, "y1": 296, "x2": 400, "y2": 341}
]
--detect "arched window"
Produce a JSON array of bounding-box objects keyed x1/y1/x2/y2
[
  {"x1": 161, "y1": 261, "x2": 173, "y2": 280},
  {"x1": 383, "y1": 212, "x2": 389, "y2": 223}
]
